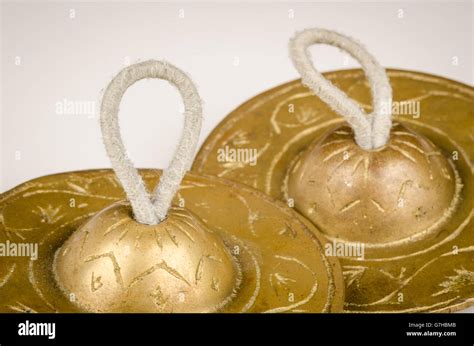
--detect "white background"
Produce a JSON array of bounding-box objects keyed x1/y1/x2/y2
[{"x1": 1, "y1": 0, "x2": 473, "y2": 312}]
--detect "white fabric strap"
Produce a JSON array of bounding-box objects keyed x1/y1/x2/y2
[
  {"x1": 289, "y1": 28, "x2": 392, "y2": 150},
  {"x1": 100, "y1": 60, "x2": 202, "y2": 224}
]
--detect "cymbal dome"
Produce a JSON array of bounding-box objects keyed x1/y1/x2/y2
[
  {"x1": 54, "y1": 202, "x2": 239, "y2": 312},
  {"x1": 287, "y1": 123, "x2": 460, "y2": 246}
]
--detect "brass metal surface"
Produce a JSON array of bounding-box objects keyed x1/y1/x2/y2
[
  {"x1": 192, "y1": 69, "x2": 474, "y2": 312},
  {"x1": 55, "y1": 204, "x2": 239, "y2": 313},
  {"x1": 288, "y1": 123, "x2": 460, "y2": 247},
  {"x1": 0, "y1": 170, "x2": 344, "y2": 313}
]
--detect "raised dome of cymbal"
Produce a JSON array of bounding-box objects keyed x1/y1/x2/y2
[
  {"x1": 287, "y1": 123, "x2": 461, "y2": 247},
  {"x1": 54, "y1": 202, "x2": 239, "y2": 313}
]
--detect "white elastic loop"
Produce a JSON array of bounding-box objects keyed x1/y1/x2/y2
[
  {"x1": 289, "y1": 28, "x2": 392, "y2": 150},
  {"x1": 100, "y1": 60, "x2": 202, "y2": 224}
]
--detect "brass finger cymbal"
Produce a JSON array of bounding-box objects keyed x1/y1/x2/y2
[
  {"x1": 0, "y1": 169, "x2": 344, "y2": 313},
  {"x1": 192, "y1": 69, "x2": 474, "y2": 313}
]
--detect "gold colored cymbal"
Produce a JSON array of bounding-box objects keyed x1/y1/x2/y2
[
  {"x1": 192, "y1": 69, "x2": 474, "y2": 313},
  {"x1": 0, "y1": 170, "x2": 344, "y2": 313}
]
